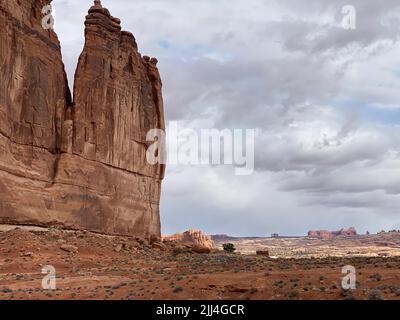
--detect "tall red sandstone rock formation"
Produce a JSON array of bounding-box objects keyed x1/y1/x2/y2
[{"x1": 0, "y1": 0, "x2": 164, "y2": 239}]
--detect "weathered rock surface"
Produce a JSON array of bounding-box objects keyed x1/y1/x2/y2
[
  {"x1": 151, "y1": 241, "x2": 167, "y2": 251},
  {"x1": 60, "y1": 244, "x2": 79, "y2": 253},
  {"x1": 307, "y1": 227, "x2": 357, "y2": 239},
  {"x1": 163, "y1": 229, "x2": 216, "y2": 249},
  {"x1": 191, "y1": 245, "x2": 211, "y2": 254},
  {"x1": 0, "y1": 0, "x2": 164, "y2": 239}
]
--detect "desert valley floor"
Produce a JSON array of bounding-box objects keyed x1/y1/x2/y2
[{"x1": 0, "y1": 225, "x2": 399, "y2": 300}]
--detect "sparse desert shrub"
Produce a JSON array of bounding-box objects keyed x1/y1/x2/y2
[
  {"x1": 330, "y1": 282, "x2": 338, "y2": 290},
  {"x1": 274, "y1": 280, "x2": 284, "y2": 287},
  {"x1": 343, "y1": 293, "x2": 357, "y2": 300},
  {"x1": 250, "y1": 288, "x2": 258, "y2": 294},
  {"x1": 369, "y1": 273, "x2": 382, "y2": 281},
  {"x1": 288, "y1": 288, "x2": 300, "y2": 298},
  {"x1": 278, "y1": 262, "x2": 290, "y2": 270},
  {"x1": 223, "y1": 243, "x2": 236, "y2": 253},
  {"x1": 341, "y1": 288, "x2": 351, "y2": 297},
  {"x1": 173, "y1": 286, "x2": 183, "y2": 293},
  {"x1": 340, "y1": 288, "x2": 356, "y2": 300},
  {"x1": 172, "y1": 247, "x2": 190, "y2": 256},
  {"x1": 368, "y1": 289, "x2": 384, "y2": 300}
]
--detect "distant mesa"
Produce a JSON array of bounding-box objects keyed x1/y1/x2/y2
[
  {"x1": 163, "y1": 229, "x2": 215, "y2": 249},
  {"x1": 307, "y1": 227, "x2": 358, "y2": 239},
  {"x1": 210, "y1": 234, "x2": 236, "y2": 242}
]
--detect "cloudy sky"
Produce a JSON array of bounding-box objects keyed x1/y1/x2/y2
[{"x1": 53, "y1": 0, "x2": 400, "y2": 236}]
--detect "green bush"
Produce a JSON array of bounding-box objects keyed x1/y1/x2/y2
[{"x1": 223, "y1": 243, "x2": 236, "y2": 253}]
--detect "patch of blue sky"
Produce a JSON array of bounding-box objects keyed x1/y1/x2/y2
[
  {"x1": 157, "y1": 40, "x2": 233, "y2": 62},
  {"x1": 334, "y1": 97, "x2": 400, "y2": 125}
]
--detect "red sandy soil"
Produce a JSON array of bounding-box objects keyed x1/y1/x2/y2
[{"x1": 0, "y1": 226, "x2": 399, "y2": 300}]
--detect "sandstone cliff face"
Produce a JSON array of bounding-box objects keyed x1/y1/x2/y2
[
  {"x1": 0, "y1": 0, "x2": 164, "y2": 239},
  {"x1": 163, "y1": 229, "x2": 216, "y2": 249},
  {"x1": 308, "y1": 227, "x2": 358, "y2": 239}
]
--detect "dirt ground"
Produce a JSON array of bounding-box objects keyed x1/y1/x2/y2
[{"x1": 0, "y1": 225, "x2": 399, "y2": 300}]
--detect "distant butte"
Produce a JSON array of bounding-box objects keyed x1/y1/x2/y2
[
  {"x1": 163, "y1": 229, "x2": 216, "y2": 249},
  {"x1": 307, "y1": 227, "x2": 358, "y2": 239}
]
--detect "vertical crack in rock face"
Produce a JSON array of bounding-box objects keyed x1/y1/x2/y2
[{"x1": 0, "y1": 0, "x2": 165, "y2": 240}]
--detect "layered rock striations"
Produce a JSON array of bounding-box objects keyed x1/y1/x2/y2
[
  {"x1": 0, "y1": 0, "x2": 165, "y2": 239},
  {"x1": 163, "y1": 229, "x2": 216, "y2": 249}
]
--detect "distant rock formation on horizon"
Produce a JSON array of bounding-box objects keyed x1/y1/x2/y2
[
  {"x1": 210, "y1": 234, "x2": 236, "y2": 242},
  {"x1": 307, "y1": 227, "x2": 358, "y2": 238},
  {"x1": 163, "y1": 229, "x2": 216, "y2": 249},
  {"x1": 0, "y1": 0, "x2": 165, "y2": 240}
]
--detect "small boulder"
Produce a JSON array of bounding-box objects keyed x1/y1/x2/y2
[
  {"x1": 60, "y1": 244, "x2": 78, "y2": 253},
  {"x1": 191, "y1": 245, "x2": 211, "y2": 254},
  {"x1": 115, "y1": 244, "x2": 123, "y2": 252},
  {"x1": 226, "y1": 285, "x2": 249, "y2": 293},
  {"x1": 152, "y1": 242, "x2": 167, "y2": 251},
  {"x1": 21, "y1": 252, "x2": 34, "y2": 257}
]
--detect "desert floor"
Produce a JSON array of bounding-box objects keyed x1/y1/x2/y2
[{"x1": 0, "y1": 226, "x2": 399, "y2": 300}]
